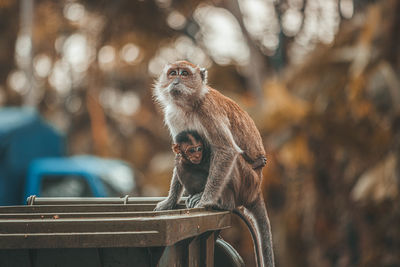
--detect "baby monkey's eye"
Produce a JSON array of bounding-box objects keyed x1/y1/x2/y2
[
  {"x1": 169, "y1": 70, "x2": 177, "y2": 76},
  {"x1": 180, "y1": 70, "x2": 189, "y2": 76},
  {"x1": 196, "y1": 147, "x2": 202, "y2": 152},
  {"x1": 188, "y1": 148, "x2": 196, "y2": 153}
]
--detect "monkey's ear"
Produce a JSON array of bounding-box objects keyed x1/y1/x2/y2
[
  {"x1": 172, "y1": 144, "x2": 180, "y2": 154},
  {"x1": 200, "y1": 68, "x2": 208, "y2": 84}
]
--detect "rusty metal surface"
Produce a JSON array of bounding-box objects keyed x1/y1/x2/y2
[
  {"x1": 0, "y1": 208, "x2": 204, "y2": 219},
  {"x1": 25, "y1": 196, "x2": 188, "y2": 205},
  {"x1": 0, "y1": 197, "x2": 231, "y2": 250},
  {"x1": 203, "y1": 231, "x2": 215, "y2": 267},
  {"x1": 0, "y1": 204, "x2": 156, "y2": 213},
  {"x1": 0, "y1": 247, "x2": 155, "y2": 267}
]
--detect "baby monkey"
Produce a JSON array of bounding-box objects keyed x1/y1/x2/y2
[
  {"x1": 172, "y1": 130, "x2": 210, "y2": 206},
  {"x1": 173, "y1": 130, "x2": 266, "y2": 207}
]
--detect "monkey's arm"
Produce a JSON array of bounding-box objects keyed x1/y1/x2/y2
[
  {"x1": 196, "y1": 145, "x2": 238, "y2": 208},
  {"x1": 192, "y1": 111, "x2": 240, "y2": 208},
  {"x1": 154, "y1": 168, "x2": 183, "y2": 211}
]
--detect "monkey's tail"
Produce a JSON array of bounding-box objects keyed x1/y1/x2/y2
[
  {"x1": 246, "y1": 194, "x2": 275, "y2": 267},
  {"x1": 232, "y1": 208, "x2": 261, "y2": 267}
]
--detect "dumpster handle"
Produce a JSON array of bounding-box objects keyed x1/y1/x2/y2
[
  {"x1": 27, "y1": 195, "x2": 36, "y2": 205},
  {"x1": 122, "y1": 195, "x2": 129, "y2": 205}
]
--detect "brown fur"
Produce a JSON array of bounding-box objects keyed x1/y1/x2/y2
[{"x1": 153, "y1": 61, "x2": 274, "y2": 267}]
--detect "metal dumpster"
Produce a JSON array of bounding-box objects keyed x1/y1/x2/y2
[{"x1": 0, "y1": 197, "x2": 233, "y2": 267}]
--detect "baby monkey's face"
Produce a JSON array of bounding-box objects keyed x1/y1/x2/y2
[
  {"x1": 173, "y1": 140, "x2": 204, "y2": 165},
  {"x1": 182, "y1": 143, "x2": 203, "y2": 164},
  {"x1": 172, "y1": 132, "x2": 205, "y2": 165}
]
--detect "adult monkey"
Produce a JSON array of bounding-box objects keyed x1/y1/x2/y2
[{"x1": 153, "y1": 61, "x2": 274, "y2": 267}]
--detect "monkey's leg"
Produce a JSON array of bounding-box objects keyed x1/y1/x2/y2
[
  {"x1": 195, "y1": 148, "x2": 237, "y2": 208},
  {"x1": 154, "y1": 168, "x2": 183, "y2": 211},
  {"x1": 246, "y1": 194, "x2": 275, "y2": 267},
  {"x1": 215, "y1": 186, "x2": 236, "y2": 211},
  {"x1": 185, "y1": 192, "x2": 202, "y2": 208}
]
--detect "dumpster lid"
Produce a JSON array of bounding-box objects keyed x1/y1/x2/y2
[{"x1": 0, "y1": 197, "x2": 231, "y2": 249}]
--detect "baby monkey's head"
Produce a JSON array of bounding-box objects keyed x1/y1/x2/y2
[{"x1": 172, "y1": 130, "x2": 206, "y2": 165}]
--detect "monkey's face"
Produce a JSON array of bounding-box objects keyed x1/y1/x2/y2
[
  {"x1": 155, "y1": 61, "x2": 208, "y2": 108},
  {"x1": 183, "y1": 144, "x2": 203, "y2": 164}
]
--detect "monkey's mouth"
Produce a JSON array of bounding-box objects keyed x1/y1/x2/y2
[
  {"x1": 190, "y1": 157, "x2": 202, "y2": 164},
  {"x1": 170, "y1": 88, "x2": 182, "y2": 97}
]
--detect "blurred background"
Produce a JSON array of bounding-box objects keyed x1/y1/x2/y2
[{"x1": 1, "y1": 0, "x2": 399, "y2": 266}]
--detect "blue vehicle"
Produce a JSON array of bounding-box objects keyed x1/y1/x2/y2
[
  {"x1": 0, "y1": 107, "x2": 136, "y2": 205},
  {"x1": 24, "y1": 155, "x2": 136, "y2": 200}
]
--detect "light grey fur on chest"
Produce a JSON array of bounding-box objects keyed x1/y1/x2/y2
[
  {"x1": 163, "y1": 104, "x2": 242, "y2": 153},
  {"x1": 164, "y1": 105, "x2": 207, "y2": 140}
]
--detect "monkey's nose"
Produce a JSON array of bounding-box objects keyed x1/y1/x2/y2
[{"x1": 172, "y1": 78, "x2": 180, "y2": 85}]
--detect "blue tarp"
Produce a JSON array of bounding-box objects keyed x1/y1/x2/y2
[{"x1": 0, "y1": 107, "x2": 65, "y2": 205}]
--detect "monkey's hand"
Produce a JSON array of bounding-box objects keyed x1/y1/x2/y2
[
  {"x1": 154, "y1": 198, "x2": 176, "y2": 211},
  {"x1": 186, "y1": 193, "x2": 202, "y2": 208}
]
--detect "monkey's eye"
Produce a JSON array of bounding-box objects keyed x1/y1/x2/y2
[
  {"x1": 180, "y1": 70, "x2": 189, "y2": 76},
  {"x1": 169, "y1": 70, "x2": 177, "y2": 76},
  {"x1": 196, "y1": 147, "x2": 202, "y2": 152},
  {"x1": 188, "y1": 148, "x2": 196, "y2": 153}
]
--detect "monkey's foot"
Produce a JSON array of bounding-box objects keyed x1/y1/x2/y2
[
  {"x1": 154, "y1": 199, "x2": 176, "y2": 211},
  {"x1": 186, "y1": 193, "x2": 202, "y2": 208},
  {"x1": 194, "y1": 199, "x2": 218, "y2": 209},
  {"x1": 252, "y1": 156, "x2": 267, "y2": 169},
  {"x1": 194, "y1": 197, "x2": 235, "y2": 211}
]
